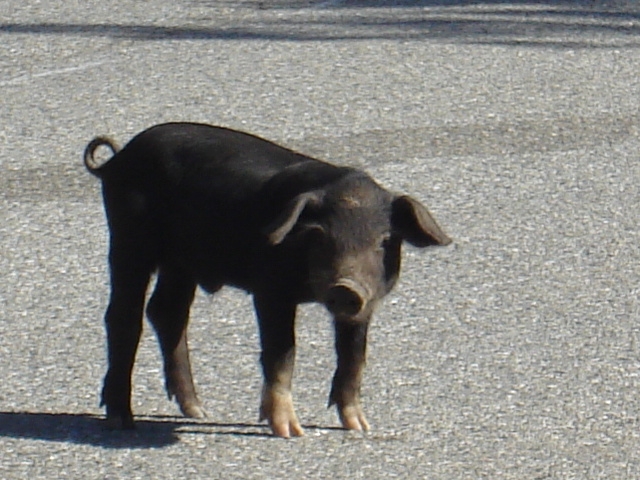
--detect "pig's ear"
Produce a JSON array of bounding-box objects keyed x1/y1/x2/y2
[
  {"x1": 265, "y1": 191, "x2": 324, "y2": 245},
  {"x1": 391, "y1": 195, "x2": 452, "y2": 247}
]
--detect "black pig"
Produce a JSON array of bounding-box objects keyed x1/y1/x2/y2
[{"x1": 84, "y1": 122, "x2": 451, "y2": 438}]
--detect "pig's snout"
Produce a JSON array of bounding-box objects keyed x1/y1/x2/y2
[{"x1": 325, "y1": 279, "x2": 368, "y2": 317}]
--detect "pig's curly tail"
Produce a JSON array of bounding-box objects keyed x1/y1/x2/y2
[{"x1": 83, "y1": 136, "x2": 119, "y2": 177}]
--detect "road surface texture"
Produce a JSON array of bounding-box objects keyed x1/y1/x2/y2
[{"x1": 1, "y1": 0, "x2": 639, "y2": 478}]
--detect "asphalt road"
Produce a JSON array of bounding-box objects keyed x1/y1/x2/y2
[{"x1": 1, "y1": 1, "x2": 640, "y2": 478}]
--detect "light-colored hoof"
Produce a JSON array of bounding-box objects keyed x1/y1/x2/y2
[
  {"x1": 338, "y1": 403, "x2": 370, "y2": 432},
  {"x1": 180, "y1": 403, "x2": 207, "y2": 419},
  {"x1": 260, "y1": 388, "x2": 304, "y2": 438}
]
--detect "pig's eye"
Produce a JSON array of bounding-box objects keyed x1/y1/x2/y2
[
  {"x1": 299, "y1": 223, "x2": 326, "y2": 243},
  {"x1": 378, "y1": 233, "x2": 392, "y2": 251}
]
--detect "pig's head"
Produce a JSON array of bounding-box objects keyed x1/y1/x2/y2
[{"x1": 265, "y1": 172, "x2": 451, "y2": 322}]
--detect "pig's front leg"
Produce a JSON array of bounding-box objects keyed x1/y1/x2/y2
[
  {"x1": 253, "y1": 295, "x2": 304, "y2": 438},
  {"x1": 329, "y1": 320, "x2": 370, "y2": 431}
]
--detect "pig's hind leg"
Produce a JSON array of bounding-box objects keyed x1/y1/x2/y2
[
  {"x1": 101, "y1": 243, "x2": 153, "y2": 429},
  {"x1": 146, "y1": 268, "x2": 205, "y2": 418}
]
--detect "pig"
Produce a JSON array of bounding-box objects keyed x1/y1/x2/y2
[{"x1": 84, "y1": 122, "x2": 451, "y2": 438}]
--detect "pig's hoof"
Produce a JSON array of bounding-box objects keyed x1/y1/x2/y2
[
  {"x1": 259, "y1": 389, "x2": 304, "y2": 438},
  {"x1": 338, "y1": 404, "x2": 370, "y2": 432},
  {"x1": 104, "y1": 412, "x2": 135, "y2": 430},
  {"x1": 180, "y1": 403, "x2": 207, "y2": 419}
]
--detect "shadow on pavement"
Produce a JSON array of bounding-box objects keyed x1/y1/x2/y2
[
  {"x1": 0, "y1": 411, "x2": 340, "y2": 448},
  {"x1": 0, "y1": 1, "x2": 639, "y2": 46}
]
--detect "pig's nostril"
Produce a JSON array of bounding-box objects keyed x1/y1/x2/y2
[{"x1": 326, "y1": 284, "x2": 364, "y2": 317}]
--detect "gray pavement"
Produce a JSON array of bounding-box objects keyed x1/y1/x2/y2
[{"x1": 1, "y1": 1, "x2": 640, "y2": 478}]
